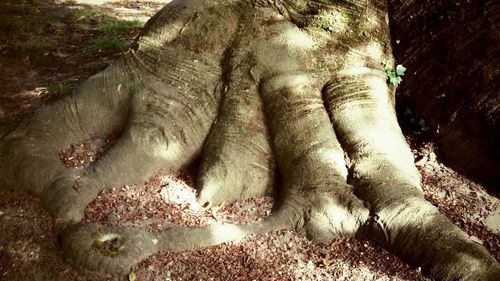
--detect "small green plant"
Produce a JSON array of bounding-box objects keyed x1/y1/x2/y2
[
  {"x1": 98, "y1": 19, "x2": 142, "y2": 33},
  {"x1": 44, "y1": 82, "x2": 66, "y2": 95},
  {"x1": 402, "y1": 107, "x2": 430, "y2": 132},
  {"x1": 90, "y1": 35, "x2": 129, "y2": 52},
  {"x1": 417, "y1": 119, "x2": 430, "y2": 132},
  {"x1": 404, "y1": 107, "x2": 412, "y2": 116},
  {"x1": 384, "y1": 61, "x2": 406, "y2": 85}
]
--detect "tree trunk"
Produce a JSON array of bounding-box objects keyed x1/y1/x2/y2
[{"x1": 0, "y1": 0, "x2": 498, "y2": 280}]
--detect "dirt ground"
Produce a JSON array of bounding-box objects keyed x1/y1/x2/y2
[{"x1": 0, "y1": 1, "x2": 498, "y2": 281}]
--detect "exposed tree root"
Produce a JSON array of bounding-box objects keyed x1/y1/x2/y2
[{"x1": 0, "y1": 0, "x2": 498, "y2": 280}]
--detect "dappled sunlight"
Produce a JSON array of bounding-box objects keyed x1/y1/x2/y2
[
  {"x1": 93, "y1": 232, "x2": 124, "y2": 256},
  {"x1": 372, "y1": 198, "x2": 437, "y2": 246},
  {"x1": 154, "y1": 140, "x2": 183, "y2": 161},
  {"x1": 330, "y1": 9, "x2": 351, "y2": 35},
  {"x1": 358, "y1": 124, "x2": 416, "y2": 161},
  {"x1": 485, "y1": 210, "x2": 500, "y2": 232},
  {"x1": 263, "y1": 73, "x2": 311, "y2": 92},
  {"x1": 347, "y1": 121, "x2": 421, "y2": 185},
  {"x1": 364, "y1": 41, "x2": 385, "y2": 62},
  {"x1": 340, "y1": 43, "x2": 386, "y2": 75},
  {"x1": 323, "y1": 201, "x2": 362, "y2": 236},
  {"x1": 280, "y1": 27, "x2": 317, "y2": 51},
  {"x1": 159, "y1": 179, "x2": 199, "y2": 209},
  {"x1": 10, "y1": 241, "x2": 42, "y2": 263},
  {"x1": 209, "y1": 223, "x2": 247, "y2": 245},
  {"x1": 197, "y1": 179, "x2": 220, "y2": 204},
  {"x1": 58, "y1": 0, "x2": 172, "y2": 4},
  {"x1": 136, "y1": 17, "x2": 190, "y2": 48},
  {"x1": 452, "y1": 252, "x2": 485, "y2": 274},
  {"x1": 362, "y1": 8, "x2": 387, "y2": 36},
  {"x1": 2, "y1": 0, "x2": 498, "y2": 279},
  {"x1": 317, "y1": 148, "x2": 348, "y2": 178},
  {"x1": 253, "y1": 29, "x2": 317, "y2": 73}
]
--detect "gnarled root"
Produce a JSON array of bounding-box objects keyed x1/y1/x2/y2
[{"x1": 1, "y1": 0, "x2": 499, "y2": 280}]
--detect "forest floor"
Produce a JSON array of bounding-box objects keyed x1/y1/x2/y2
[{"x1": 0, "y1": 1, "x2": 498, "y2": 281}]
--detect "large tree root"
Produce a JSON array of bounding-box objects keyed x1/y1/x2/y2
[{"x1": 1, "y1": 0, "x2": 499, "y2": 280}]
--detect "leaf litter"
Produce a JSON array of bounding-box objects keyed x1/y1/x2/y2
[{"x1": 0, "y1": 1, "x2": 498, "y2": 281}]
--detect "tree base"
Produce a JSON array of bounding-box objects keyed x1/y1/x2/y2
[{"x1": 0, "y1": 0, "x2": 498, "y2": 279}]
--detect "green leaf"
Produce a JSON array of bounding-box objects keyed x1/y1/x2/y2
[
  {"x1": 418, "y1": 119, "x2": 430, "y2": 131},
  {"x1": 396, "y1": 64, "x2": 406, "y2": 76},
  {"x1": 384, "y1": 61, "x2": 404, "y2": 85},
  {"x1": 129, "y1": 272, "x2": 136, "y2": 281},
  {"x1": 389, "y1": 75, "x2": 402, "y2": 85},
  {"x1": 384, "y1": 61, "x2": 393, "y2": 71}
]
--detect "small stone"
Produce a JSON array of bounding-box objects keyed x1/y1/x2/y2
[
  {"x1": 106, "y1": 212, "x2": 120, "y2": 222},
  {"x1": 414, "y1": 155, "x2": 428, "y2": 166},
  {"x1": 429, "y1": 151, "x2": 437, "y2": 161}
]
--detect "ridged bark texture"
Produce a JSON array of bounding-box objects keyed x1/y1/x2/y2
[{"x1": 1, "y1": 0, "x2": 499, "y2": 279}]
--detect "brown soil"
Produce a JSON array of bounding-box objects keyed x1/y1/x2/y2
[{"x1": 0, "y1": 1, "x2": 498, "y2": 281}]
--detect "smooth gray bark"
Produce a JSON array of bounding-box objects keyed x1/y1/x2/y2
[{"x1": 0, "y1": 0, "x2": 498, "y2": 279}]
